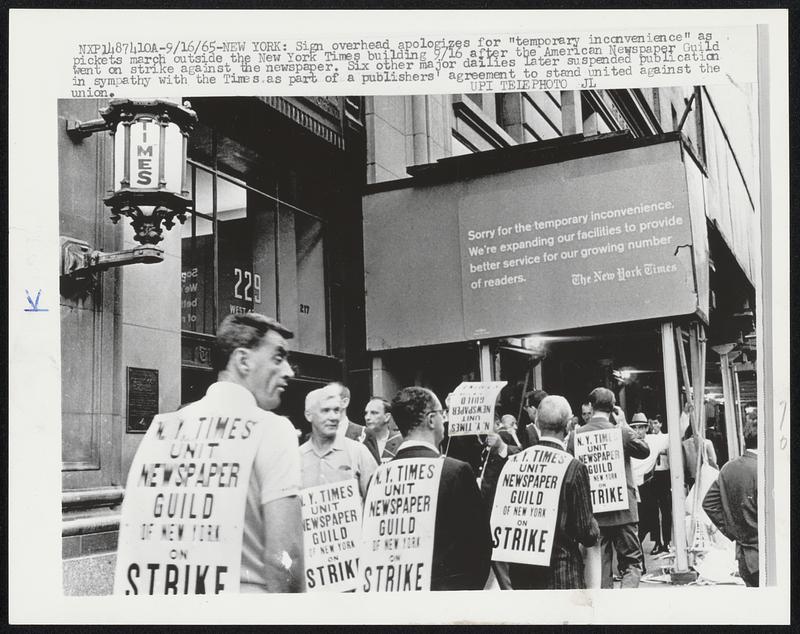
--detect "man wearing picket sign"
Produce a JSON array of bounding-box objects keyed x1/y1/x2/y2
[
  {"x1": 113, "y1": 313, "x2": 305, "y2": 595},
  {"x1": 358, "y1": 387, "x2": 492, "y2": 592},
  {"x1": 568, "y1": 387, "x2": 650, "y2": 588},
  {"x1": 298, "y1": 386, "x2": 377, "y2": 592},
  {"x1": 484, "y1": 395, "x2": 599, "y2": 589},
  {"x1": 300, "y1": 385, "x2": 377, "y2": 498}
]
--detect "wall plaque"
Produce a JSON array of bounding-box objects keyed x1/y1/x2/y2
[{"x1": 127, "y1": 367, "x2": 159, "y2": 433}]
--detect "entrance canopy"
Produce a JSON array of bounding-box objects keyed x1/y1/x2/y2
[{"x1": 363, "y1": 133, "x2": 709, "y2": 351}]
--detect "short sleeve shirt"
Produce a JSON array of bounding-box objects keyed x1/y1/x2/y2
[
  {"x1": 300, "y1": 435, "x2": 377, "y2": 499},
  {"x1": 184, "y1": 382, "x2": 301, "y2": 589}
]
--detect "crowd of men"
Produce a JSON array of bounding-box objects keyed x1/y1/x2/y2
[{"x1": 158, "y1": 312, "x2": 759, "y2": 593}]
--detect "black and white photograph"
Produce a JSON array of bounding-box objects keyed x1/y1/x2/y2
[{"x1": 8, "y1": 8, "x2": 789, "y2": 625}]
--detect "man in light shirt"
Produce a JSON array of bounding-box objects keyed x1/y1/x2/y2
[
  {"x1": 300, "y1": 387, "x2": 377, "y2": 499},
  {"x1": 650, "y1": 415, "x2": 672, "y2": 554},
  {"x1": 631, "y1": 403, "x2": 692, "y2": 554},
  {"x1": 207, "y1": 313, "x2": 304, "y2": 593}
]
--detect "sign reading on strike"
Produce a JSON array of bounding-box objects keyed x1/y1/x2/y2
[
  {"x1": 574, "y1": 427, "x2": 629, "y2": 513},
  {"x1": 490, "y1": 445, "x2": 570, "y2": 566},
  {"x1": 357, "y1": 458, "x2": 443, "y2": 592},
  {"x1": 447, "y1": 381, "x2": 507, "y2": 436},
  {"x1": 301, "y1": 480, "x2": 363, "y2": 592},
  {"x1": 113, "y1": 412, "x2": 263, "y2": 595}
]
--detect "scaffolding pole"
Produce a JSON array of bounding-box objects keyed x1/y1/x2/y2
[
  {"x1": 660, "y1": 321, "x2": 697, "y2": 583},
  {"x1": 712, "y1": 343, "x2": 740, "y2": 461}
]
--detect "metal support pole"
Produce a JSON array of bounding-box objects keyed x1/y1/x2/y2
[
  {"x1": 713, "y1": 344, "x2": 740, "y2": 461},
  {"x1": 660, "y1": 322, "x2": 696, "y2": 583},
  {"x1": 688, "y1": 323, "x2": 707, "y2": 553},
  {"x1": 532, "y1": 361, "x2": 543, "y2": 390},
  {"x1": 478, "y1": 341, "x2": 493, "y2": 382}
]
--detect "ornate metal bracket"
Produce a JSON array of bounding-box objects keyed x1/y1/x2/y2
[{"x1": 60, "y1": 236, "x2": 164, "y2": 297}]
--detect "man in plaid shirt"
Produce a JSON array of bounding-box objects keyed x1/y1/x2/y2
[{"x1": 483, "y1": 395, "x2": 600, "y2": 589}]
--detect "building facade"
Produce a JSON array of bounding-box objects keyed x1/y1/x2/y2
[
  {"x1": 59, "y1": 96, "x2": 368, "y2": 593},
  {"x1": 59, "y1": 84, "x2": 760, "y2": 593}
]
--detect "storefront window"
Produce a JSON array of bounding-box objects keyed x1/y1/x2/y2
[
  {"x1": 181, "y1": 131, "x2": 329, "y2": 357},
  {"x1": 181, "y1": 168, "x2": 215, "y2": 334}
]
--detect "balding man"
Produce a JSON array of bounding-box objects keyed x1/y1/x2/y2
[
  {"x1": 498, "y1": 414, "x2": 522, "y2": 448},
  {"x1": 568, "y1": 387, "x2": 650, "y2": 588},
  {"x1": 484, "y1": 396, "x2": 599, "y2": 589},
  {"x1": 300, "y1": 387, "x2": 377, "y2": 499}
]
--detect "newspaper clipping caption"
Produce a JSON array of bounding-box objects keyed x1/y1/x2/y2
[
  {"x1": 465, "y1": 199, "x2": 685, "y2": 292},
  {"x1": 358, "y1": 458, "x2": 443, "y2": 592},
  {"x1": 490, "y1": 445, "x2": 571, "y2": 566},
  {"x1": 69, "y1": 28, "x2": 754, "y2": 97},
  {"x1": 447, "y1": 381, "x2": 507, "y2": 437},
  {"x1": 573, "y1": 426, "x2": 629, "y2": 513},
  {"x1": 301, "y1": 480, "x2": 363, "y2": 592},
  {"x1": 113, "y1": 413, "x2": 263, "y2": 595}
]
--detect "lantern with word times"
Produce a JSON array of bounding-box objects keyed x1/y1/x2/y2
[{"x1": 100, "y1": 98, "x2": 198, "y2": 245}]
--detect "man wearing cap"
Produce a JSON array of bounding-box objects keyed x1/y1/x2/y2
[{"x1": 568, "y1": 387, "x2": 649, "y2": 588}]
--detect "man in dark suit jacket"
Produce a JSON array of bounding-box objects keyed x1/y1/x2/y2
[
  {"x1": 703, "y1": 411, "x2": 759, "y2": 586},
  {"x1": 519, "y1": 389, "x2": 547, "y2": 448},
  {"x1": 362, "y1": 396, "x2": 403, "y2": 464},
  {"x1": 567, "y1": 387, "x2": 650, "y2": 588},
  {"x1": 390, "y1": 386, "x2": 492, "y2": 591}
]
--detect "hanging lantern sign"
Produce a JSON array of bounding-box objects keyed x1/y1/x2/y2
[{"x1": 101, "y1": 98, "x2": 198, "y2": 245}]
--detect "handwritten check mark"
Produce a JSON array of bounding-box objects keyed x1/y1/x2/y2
[{"x1": 24, "y1": 289, "x2": 48, "y2": 312}]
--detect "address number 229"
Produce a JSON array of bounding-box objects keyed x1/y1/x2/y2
[{"x1": 233, "y1": 268, "x2": 261, "y2": 304}]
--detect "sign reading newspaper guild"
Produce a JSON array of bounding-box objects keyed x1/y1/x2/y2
[
  {"x1": 447, "y1": 381, "x2": 507, "y2": 437},
  {"x1": 573, "y1": 427, "x2": 629, "y2": 513},
  {"x1": 490, "y1": 445, "x2": 570, "y2": 565},
  {"x1": 301, "y1": 480, "x2": 363, "y2": 592},
  {"x1": 357, "y1": 458, "x2": 443, "y2": 592},
  {"x1": 113, "y1": 412, "x2": 264, "y2": 595}
]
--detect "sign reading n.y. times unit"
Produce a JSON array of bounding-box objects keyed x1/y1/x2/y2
[
  {"x1": 113, "y1": 412, "x2": 263, "y2": 595},
  {"x1": 490, "y1": 445, "x2": 571, "y2": 566},
  {"x1": 573, "y1": 427, "x2": 629, "y2": 513},
  {"x1": 357, "y1": 458, "x2": 443, "y2": 592},
  {"x1": 447, "y1": 381, "x2": 507, "y2": 436},
  {"x1": 301, "y1": 480, "x2": 363, "y2": 592}
]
